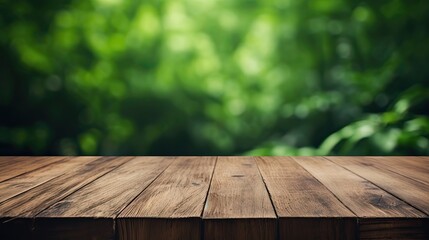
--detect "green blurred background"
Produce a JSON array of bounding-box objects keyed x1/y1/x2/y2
[{"x1": 1, "y1": 0, "x2": 428, "y2": 156}]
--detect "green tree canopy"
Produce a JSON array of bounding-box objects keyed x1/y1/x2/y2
[{"x1": 1, "y1": 0, "x2": 428, "y2": 155}]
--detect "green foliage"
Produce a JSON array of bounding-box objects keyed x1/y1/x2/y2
[{"x1": 1, "y1": 0, "x2": 428, "y2": 155}]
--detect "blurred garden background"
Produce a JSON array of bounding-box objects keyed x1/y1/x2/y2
[{"x1": 1, "y1": 0, "x2": 428, "y2": 156}]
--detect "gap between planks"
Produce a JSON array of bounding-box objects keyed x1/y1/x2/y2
[
  {"x1": 1, "y1": 156, "x2": 428, "y2": 240},
  {"x1": 117, "y1": 156, "x2": 217, "y2": 240},
  {"x1": 254, "y1": 157, "x2": 281, "y2": 240},
  {"x1": 199, "y1": 156, "x2": 218, "y2": 240},
  {"x1": 324, "y1": 156, "x2": 429, "y2": 216},
  {"x1": 34, "y1": 156, "x2": 133, "y2": 218},
  {"x1": 114, "y1": 157, "x2": 177, "y2": 218},
  {"x1": 0, "y1": 156, "x2": 132, "y2": 239},
  {"x1": 36, "y1": 157, "x2": 176, "y2": 239},
  {"x1": 0, "y1": 156, "x2": 68, "y2": 183}
]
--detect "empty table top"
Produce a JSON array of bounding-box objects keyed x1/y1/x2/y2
[{"x1": 0, "y1": 156, "x2": 428, "y2": 239}]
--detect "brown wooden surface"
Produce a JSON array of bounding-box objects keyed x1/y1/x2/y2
[
  {"x1": 294, "y1": 156, "x2": 428, "y2": 239},
  {"x1": 345, "y1": 156, "x2": 429, "y2": 185},
  {"x1": 118, "y1": 156, "x2": 216, "y2": 240},
  {"x1": 359, "y1": 218, "x2": 429, "y2": 240},
  {"x1": 328, "y1": 156, "x2": 429, "y2": 215},
  {"x1": 203, "y1": 156, "x2": 276, "y2": 240},
  {"x1": 0, "y1": 157, "x2": 27, "y2": 168},
  {"x1": 39, "y1": 156, "x2": 174, "y2": 218},
  {"x1": 0, "y1": 157, "x2": 94, "y2": 203},
  {"x1": 0, "y1": 156, "x2": 428, "y2": 240},
  {"x1": 0, "y1": 156, "x2": 130, "y2": 218},
  {"x1": 36, "y1": 157, "x2": 174, "y2": 239},
  {"x1": 0, "y1": 156, "x2": 66, "y2": 182},
  {"x1": 294, "y1": 156, "x2": 424, "y2": 218},
  {"x1": 256, "y1": 156, "x2": 356, "y2": 239}
]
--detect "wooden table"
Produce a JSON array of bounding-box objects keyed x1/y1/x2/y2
[{"x1": 0, "y1": 156, "x2": 428, "y2": 240}]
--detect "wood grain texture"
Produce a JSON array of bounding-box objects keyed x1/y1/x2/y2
[
  {"x1": 280, "y1": 218, "x2": 357, "y2": 240},
  {"x1": 39, "y1": 156, "x2": 174, "y2": 218},
  {"x1": 0, "y1": 157, "x2": 28, "y2": 168},
  {"x1": 294, "y1": 156, "x2": 427, "y2": 240},
  {"x1": 0, "y1": 157, "x2": 96, "y2": 204},
  {"x1": 358, "y1": 156, "x2": 429, "y2": 185},
  {"x1": 256, "y1": 156, "x2": 356, "y2": 240},
  {"x1": 0, "y1": 156, "x2": 130, "y2": 218},
  {"x1": 0, "y1": 156, "x2": 66, "y2": 182},
  {"x1": 204, "y1": 219, "x2": 277, "y2": 240},
  {"x1": 0, "y1": 156, "x2": 427, "y2": 240},
  {"x1": 118, "y1": 218, "x2": 201, "y2": 240},
  {"x1": 256, "y1": 156, "x2": 353, "y2": 217},
  {"x1": 328, "y1": 156, "x2": 429, "y2": 215},
  {"x1": 359, "y1": 218, "x2": 429, "y2": 240},
  {"x1": 294, "y1": 156, "x2": 424, "y2": 218},
  {"x1": 0, "y1": 157, "x2": 44, "y2": 168},
  {"x1": 118, "y1": 156, "x2": 216, "y2": 240},
  {"x1": 203, "y1": 156, "x2": 276, "y2": 240},
  {"x1": 33, "y1": 157, "x2": 174, "y2": 239}
]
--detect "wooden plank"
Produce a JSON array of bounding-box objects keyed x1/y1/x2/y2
[
  {"x1": 1, "y1": 155, "x2": 427, "y2": 239},
  {"x1": 34, "y1": 218, "x2": 113, "y2": 240},
  {"x1": 0, "y1": 157, "x2": 97, "y2": 204},
  {"x1": 359, "y1": 218, "x2": 429, "y2": 240},
  {"x1": 34, "y1": 157, "x2": 174, "y2": 239},
  {"x1": 204, "y1": 219, "x2": 276, "y2": 240},
  {"x1": 294, "y1": 157, "x2": 428, "y2": 239},
  {"x1": 256, "y1": 156, "x2": 356, "y2": 240},
  {"x1": 0, "y1": 156, "x2": 42, "y2": 165},
  {"x1": 0, "y1": 156, "x2": 66, "y2": 182},
  {"x1": 0, "y1": 157, "x2": 27, "y2": 168},
  {"x1": 0, "y1": 156, "x2": 58, "y2": 171},
  {"x1": 0, "y1": 156, "x2": 130, "y2": 218},
  {"x1": 328, "y1": 156, "x2": 429, "y2": 215},
  {"x1": 279, "y1": 218, "x2": 357, "y2": 240},
  {"x1": 256, "y1": 156, "x2": 354, "y2": 217},
  {"x1": 360, "y1": 156, "x2": 429, "y2": 185},
  {"x1": 118, "y1": 156, "x2": 216, "y2": 240},
  {"x1": 203, "y1": 156, "x2": 276, "y2": 240},
  {"x1": 39, "y1": 157, "x2": 174, "y2": 217},
  {"x1": 118, "y1": 218, "x2": 201, "y2": 240},
  {"x1": 396, "y1": 156, "x2": 429, "y2": 169},
  {"x1": 294, "y1": 157, "x2": 424, "y2": 217}
]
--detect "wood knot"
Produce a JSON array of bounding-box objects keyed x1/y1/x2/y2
[{"x1": 231, "y1": 174, "x2": 245, "y2": 178}]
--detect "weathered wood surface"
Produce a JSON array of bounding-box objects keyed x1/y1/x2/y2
[
  {"x1": 0, "y1": 156, "x2": 129, "y2": 218},
  {"x1": 118, "y1": 156, "x2": 216, "y2": 240},
  {"x1": 0, "y1": 157, "x2": 93, "y2": 203},
  {"x1": 328, "y1": 156, "x2": 429, "y2": 215},
  {"x1": 36, "y1": 156, "x2": 174, "y2": 239},
  {"x1": 203, "y1": 157, "x2": 276, "y2": 240},
  {"x1": 256, "y1": 156, "x2": 356, "y2": 239},
  {"x1": 0, "y1": 156, "x2": 66, "y2": 183},
  {"x1": 294, "y1": 156, "x2": 428, "y2": 239},
  {"x1": 0, "y1": 156, "x2": 428, "y2": 240}
]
